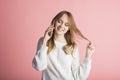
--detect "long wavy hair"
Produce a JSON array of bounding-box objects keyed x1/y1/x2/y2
[{"x1": 46, "y1": 10, "x2": 91, "y2": 56}]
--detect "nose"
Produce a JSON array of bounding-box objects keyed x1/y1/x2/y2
[
  {"x1": 59, "y1": 25, "x2": 64, "y2": 28},
  {"x1": 60, "y1": 23, "x2": 64, "y2": 28}
]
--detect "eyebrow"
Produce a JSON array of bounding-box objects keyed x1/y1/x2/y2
[{"x1": 59, "y1": 19, "x2": 69, "y2": 24}]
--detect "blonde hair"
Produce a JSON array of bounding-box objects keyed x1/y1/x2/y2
[{"x1": 47, "y1": 10, "x2": 91, "y2": 56}]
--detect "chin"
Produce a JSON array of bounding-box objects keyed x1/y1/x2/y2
[
  {"x1": 56, "y1": 31, "x2": 66, "y2": 35},
  {"x1": 56, "y1": 32, "x2": 65, "y2": 35}
]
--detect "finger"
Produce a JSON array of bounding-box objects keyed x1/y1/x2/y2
[
  {"x1": 88, "y1": 45, "x2": 95, "y2": 51},
  {"x1": 48, "y1": 24, "x2": 54, "y2": 28},
  {"x1": 88, "y1": 45, "x2": 95, "y2": 50},
  {"x1": 88, "y1": 44, "x2": 95, "y2": 48},
  {"x1": 47, "y1": 28, "x2": 54, "y2": 32},
  {"x1": 46, "y1": 29, "x2": 54, "y2": 33},
  {"x1": 49, "y1": 27, "x2": 54, "y2": 29},
  {"x1": 46, "y1": 27, "x2": 54, "y2": 32},
  {"x1": 89, "y1": 47, "x2": 95, "y2": 53},
  {"x1": 88, "y1": 45, "x2": 94, "y2": 49},
  {"x1": 48, "y1": 25, "x2": 54, "y2": 28},
  {"x1": 47, "y1": 27, "x2": 54, "y2": 31}
]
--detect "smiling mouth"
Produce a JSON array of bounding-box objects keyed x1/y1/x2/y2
[{"x1": 57, "y1": 26, "x2": 65, "y2": 31}]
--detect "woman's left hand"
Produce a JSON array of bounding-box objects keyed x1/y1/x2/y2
[{"x1": 85, "y1": 43, "x2": 95, "y2": 59}]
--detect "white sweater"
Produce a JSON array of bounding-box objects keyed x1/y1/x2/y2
[{"x1": 32, "y1": 38, "x2": 92, "y2": 80}]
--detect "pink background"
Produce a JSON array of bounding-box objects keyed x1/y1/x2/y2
[{"x1": 0, "y1": 0, "x2": 120, "y2": 80}]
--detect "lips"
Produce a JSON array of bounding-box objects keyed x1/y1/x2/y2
[{"x1": 57, "y1": 26, "x2": 65, "y2": 31}]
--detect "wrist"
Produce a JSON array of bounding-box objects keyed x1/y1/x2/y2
[
  {"x1": 43, "y1": 40, "x2": 47, "y2": 46},
  {"x1": 85, "y1": 54, "x2": 92, "y2": 60}
]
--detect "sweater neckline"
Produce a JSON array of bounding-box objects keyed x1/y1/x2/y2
[{"x1": 54, "y1": 40, "x2": 67, "y2": 46}]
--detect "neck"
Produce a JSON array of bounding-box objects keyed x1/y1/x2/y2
[{"x1": 54, "y1": 34, "x2": 66, "y2": 43}]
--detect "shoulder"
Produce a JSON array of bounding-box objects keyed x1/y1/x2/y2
[
  {"x1": 38, "y1": 37, "x2": 44, "y2": 43},
  {"x1": 37, "y1": 36, "x2": 44, "y2": 50}
]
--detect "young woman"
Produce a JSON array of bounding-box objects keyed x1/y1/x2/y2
[{"x1": 32, "y1": 10, "x2": 95, "y2": 80}]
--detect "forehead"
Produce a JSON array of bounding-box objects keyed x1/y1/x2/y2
[{"x1": 59, "y1": 14, "x2": 69, "y2": 23}]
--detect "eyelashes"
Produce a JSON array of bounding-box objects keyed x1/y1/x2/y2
[
  {"x1": 57, "y1": 19, "x2": 62, "y2": 24},
  {"x1": 57, "y1": 19, "x2": 70, "y2": 27}
]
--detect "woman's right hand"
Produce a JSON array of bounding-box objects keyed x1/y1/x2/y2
[
  {"x1": 85, "y1": 43, "x2": 95, "y2": 59},
  {"x1": 43, "y1": 24, "x2": 54, "y2": 46}
]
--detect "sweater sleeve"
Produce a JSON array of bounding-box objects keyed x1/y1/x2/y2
[
  {"x1": 71, "y1": 45, "x2": 92, "y2": 80},
  {"x1": 32, "y1": 37, "x2": 48, "y2": 71}
]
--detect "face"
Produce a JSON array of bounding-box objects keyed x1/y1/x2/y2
[{"x1": 54, "y1": 14, "x2": 70, "y2": 35}]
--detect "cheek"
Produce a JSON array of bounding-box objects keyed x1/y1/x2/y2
[
  {"x1": 65, "y1": 27, "x2": 69, "y2": 31},
  {"x1": 64, "y1": 27, "x2": 69, "y2": 33},
  {"x1": 54, "y1": 23, "x2": 60, "y2": 30},
  {"x1": 55, "y1": 22, "x2": 60, "y2": 26}
]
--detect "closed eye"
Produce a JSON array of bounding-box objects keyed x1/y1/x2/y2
[
  {"x1": 57, "y1": 19, "x2": 62, "y2": 23},
  {"x1": 65, "y1": 23, "x2": 70, "y2": 27},
  {"x1": 57, "y1": 19, "x2": 70, "y2": 27}
]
